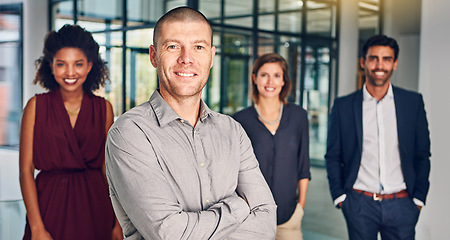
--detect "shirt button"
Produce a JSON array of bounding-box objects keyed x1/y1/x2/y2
[
  {"x1": 180, "y1": 119, "x2": 185, "y2": 123},
  {"x1": 205, "y1": 199, "x2": 210, "y2": 204},
  {"x1": 200, "y1": 162, "x2": 204, "y2": 167}
]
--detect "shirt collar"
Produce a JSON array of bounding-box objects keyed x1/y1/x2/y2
[
  {"x1": 198, "y1": 100, "x2": 214, "y2": 123},
  {"x1": 363, "y1": 83, "x2": 394, "y2": 101},
  {"x1": 149, "y1": 90, "x2": 214, "y2": 126}
]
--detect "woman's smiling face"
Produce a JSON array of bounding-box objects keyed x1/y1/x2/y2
[
  {"x1": 253, "y1": 62, "x2": 285, "y2": 100},
  {"x1": 51, "y1": 47, "x2": 93, "y2": 94}
]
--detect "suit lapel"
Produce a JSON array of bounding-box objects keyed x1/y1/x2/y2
[
  {"x1": 393, "y1": 87, "x2": 406, "y2": 158},
  {"x1": 353, "y1": 90, "x2": 363, "y2": 154}
]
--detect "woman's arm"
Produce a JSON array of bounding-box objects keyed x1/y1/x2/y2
[
  {"x1": 297, "y1": 107, "x2": 311, "y2": 209},
  {"x1": 103, "y1": 100, "x2": 114, "y2": 179},
  {"x1": 104, "y1": 100, "x2": 123, "y2": 240},
  {"x1": 19, "y1": 96, "x2": 53, "y2": 239},
  {"x1": 298, "y1": 178, "x2": 309, "y2": 209}
]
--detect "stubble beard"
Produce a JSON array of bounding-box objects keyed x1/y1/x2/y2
[
  {"x1": 365, "y1": 69, "x2": 393, "y2": 87},
  {"x1": 159, "y1": 78, "x2": 206, "y2": 104}
]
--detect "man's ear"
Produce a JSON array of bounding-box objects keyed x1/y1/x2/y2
[
  {"x1": 360, "y1": 57, "x2": 365, "y2": 69},
  {"x1": 393, "y1": 58, "x2": 398, "y2": 70},
  {"x1": 209, "y1": 46, "x2": 216, "y2": 69},
  {"x1": 149, "y1": 45, "x2": 158, "y2": 68}
]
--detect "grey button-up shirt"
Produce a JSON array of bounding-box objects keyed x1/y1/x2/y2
[{"x1": 106, "y1": 90, "x2": 277, "y2": 240}]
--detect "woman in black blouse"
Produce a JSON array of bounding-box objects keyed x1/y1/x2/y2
[{"x1": 233, "y1": 53, "x2": 311, "y2": 240}]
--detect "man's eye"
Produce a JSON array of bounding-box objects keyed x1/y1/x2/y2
[
  {"x1": 168, "y1": 45, "x2": 177, "y2": 49},
  {"x1": 196, "y1": 46, "x2": 204, "y2": 50}
]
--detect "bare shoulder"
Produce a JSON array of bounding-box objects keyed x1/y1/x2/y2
[
  {"x1": 20, "y1": 96, "x2": 37, "y2": 155},
  {"x1": 104, "y1": 99, "x2": 114, "y2": 131},
  {"x1": 22, "y1": 96, "x2": 37, "y2": 120},
  {"x1": 105, "y1": 99, "x2": 114, "y2": 115},
  {"x1": 25, "y1": 95, "x2": 37, "y2": 108}
]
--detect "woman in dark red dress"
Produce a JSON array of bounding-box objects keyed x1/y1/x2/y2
[{"x1": 19, "y1": 24, "x2": 122, "y2": 240}]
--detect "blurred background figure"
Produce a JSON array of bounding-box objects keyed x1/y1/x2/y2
[
  {"x1": 19, "y1": 24, "x2": 122, "y2": 240},
  {"x1": 233, "y1": 53, "x2": 311, "y2": 240}
]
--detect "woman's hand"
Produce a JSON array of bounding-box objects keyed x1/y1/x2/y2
[
  {"x1": 111, "y1": 222, "x2": 123, "y2": 240},
  {"x1": 31, "y1": 228, "x2": 53, "y2": 240}
]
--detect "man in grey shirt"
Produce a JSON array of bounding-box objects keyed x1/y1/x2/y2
[{"x1": 105, "y1": 6, "x2": 277, "y2": 240}]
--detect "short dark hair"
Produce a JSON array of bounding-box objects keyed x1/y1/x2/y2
[
  {"x1": 251, "y1": 53, "x2": 292, "y2": 104},
  {"x1": 34, "y1": 24, "x2": 109, "y2": 93},
  {"x1": 153, "y1": 7, "x2": 212, "y2": 48},
  {"x1": 362, "y1": 35, "x2": 399, "y2": 60}
]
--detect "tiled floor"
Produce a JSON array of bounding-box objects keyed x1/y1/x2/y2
[{"x1": 302, "y1": 166, "x2": 348, "y2": 240}]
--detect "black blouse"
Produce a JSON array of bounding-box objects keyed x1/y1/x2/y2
[{"x1": 233, "y1": 103, "x2": 311, "y2": 225}]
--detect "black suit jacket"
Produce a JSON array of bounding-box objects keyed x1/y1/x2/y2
[{"x1": 325, "y1": 85, "x2": 431, "y2": 204}]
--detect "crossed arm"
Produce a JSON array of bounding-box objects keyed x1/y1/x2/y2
[{"x1": 105, "y1": 124, "x2": 276, "y2": 240}]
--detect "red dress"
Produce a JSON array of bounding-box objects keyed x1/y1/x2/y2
[{"x1": 23, "y1": 90, "x2": 115, "y2": 240}]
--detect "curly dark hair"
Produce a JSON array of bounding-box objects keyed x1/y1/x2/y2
[{"x1": 33, "y1": 24, "x2": 109, "y2": 93}]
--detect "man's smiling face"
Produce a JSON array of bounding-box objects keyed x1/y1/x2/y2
[
  {"x1": 149, "y1": 20, "x2": 216, "y2": 102},
  {"x1": 361, "y1": 45, "x2": 398, "y2": 88}
]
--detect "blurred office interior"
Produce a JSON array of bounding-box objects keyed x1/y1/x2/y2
[{"x1": 0, "y1": 0, "x2": 448, "y2": 239}]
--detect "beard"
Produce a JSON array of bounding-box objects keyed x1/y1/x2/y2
[{"x1": 365, "y1": 68, "x2": 394, "y2": 87}]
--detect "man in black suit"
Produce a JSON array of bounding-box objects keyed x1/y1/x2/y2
[{"x1": 325, "y1": 35, "x2": 431, "y2": 240}]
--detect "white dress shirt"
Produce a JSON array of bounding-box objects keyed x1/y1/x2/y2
[{"x1": 354, "y1": 83, "x2": 406, "y2": 193}]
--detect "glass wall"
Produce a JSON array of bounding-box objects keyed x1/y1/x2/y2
[
  {"x1": 358, "y1": 0, "x2": 381, "y2": 39},
  {"x1": 302, "y1": 42, "x2": 333, "y2": 161},
  {"x1": 0, "y1": 4, "x2": 25, "y2": 237},
  {"x1": 358, "y1": 0, "x2": 381, "y2": 88},
  {"x1": 49, "y1": 0, "x2": 339, "y2": 162},
  {"x1": 0, "y1": 4, "x2": 22, "y2": 148}
]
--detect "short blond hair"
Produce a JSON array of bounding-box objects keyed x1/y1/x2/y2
[{"x1": 153, "y1": 7, "x2": 213, "y2": 48}]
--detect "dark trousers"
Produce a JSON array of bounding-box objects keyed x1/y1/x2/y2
[{"x1": 342, "y1": 190, "x2": 421, "y2": 240}]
